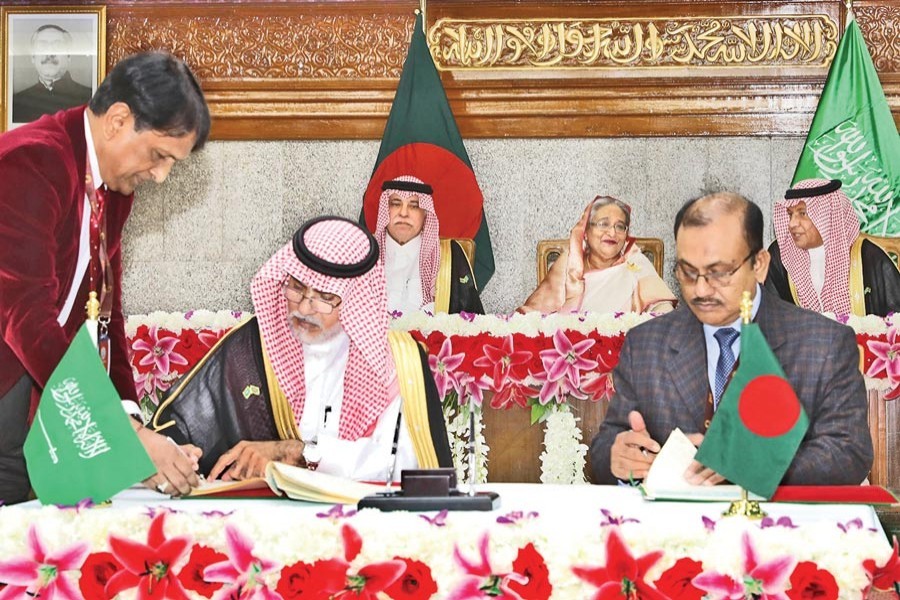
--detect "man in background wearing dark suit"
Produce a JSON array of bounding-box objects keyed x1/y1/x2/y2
[
  {"x1": 590, "y1": 192, "x2": 872, "y2": 486},
  {"x1": 12, "y1": 24, "x2": 93, "y2": 124}
]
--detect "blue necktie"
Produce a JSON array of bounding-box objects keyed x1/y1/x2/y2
[{"x1": 713, "y1": 327, "x2": 740, "y2": 410}]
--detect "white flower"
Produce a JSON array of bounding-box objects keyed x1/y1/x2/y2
[{"x1": 539, "y1": 406, "x2": 588, "y2": 484}]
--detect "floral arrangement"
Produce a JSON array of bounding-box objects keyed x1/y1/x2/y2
[
  {"x1": 0, "y1": 500, "x2": 896, "y2": 600},
  {"x1": 125, "y1": 311, "x2": 900, "y2": 482}
]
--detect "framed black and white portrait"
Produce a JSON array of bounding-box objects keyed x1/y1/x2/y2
[{"x1": 1, "y1": 6, "x2": 106, "y2": 132}]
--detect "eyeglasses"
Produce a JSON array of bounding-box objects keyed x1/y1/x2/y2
[
  {"x1": 674, "y1": 253, "x2": 755, "y2": 288},
  {"x1": 589, "y1": 220, "x2": 628, "y2": 235},
  {"x1": 282, "y1": 281, "x2": 341, "y2": 314}
]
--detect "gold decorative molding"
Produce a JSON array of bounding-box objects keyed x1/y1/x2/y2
[
  {"x1": 855, "y1": 5, "x2": 900, "y2": 73},
  {"x1": 427, "y1": 15, "x2": 839, "y2": 70},
  {"x1": 107, "y1": 13, "x2": 410, "y2": 79}
]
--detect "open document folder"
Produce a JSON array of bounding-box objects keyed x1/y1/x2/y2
[
  {"x1": 186, "y1": 462, "x2": 382, "y2": 504},
  {"x1": 641, "y1": 428, "x2": 764, "y2": 502}
]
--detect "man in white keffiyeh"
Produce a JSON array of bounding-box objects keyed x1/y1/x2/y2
[
  {"x1": 766, "y1": 179, "x2": 900, "y2": 317},
  {"x1": 152, "y1": 217, "x2": 451, "y2": 482},
  {"x1": 375, "y1": 176, "x2": 484, "y2": 315}
]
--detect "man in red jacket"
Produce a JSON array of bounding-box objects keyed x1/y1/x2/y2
[{"x1": 0, "y1": 52, "x2": 210, "y2": 504}]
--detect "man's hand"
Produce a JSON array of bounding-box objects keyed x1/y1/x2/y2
[
  {"x1": 135, "y1": 424, "x2": 202, "y2": 496},
  {"x1": 610, "y1": 411, "x2": 661, "y2": 480},
  {"x1": 682, "y1": 432, "x2": 725, "y2": 486},
  {"x1": 208, "y1": 440, "x2": 304, "y2": 481}
]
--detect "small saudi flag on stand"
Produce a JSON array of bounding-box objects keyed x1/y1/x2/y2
[
  {"x1": 695, "y1": 320, "x2": 809, "y2": 499},
  {"x1": 792, "y1": 15, "x2": 900, "y2": 236},
  {"x1": 24, "y1": 323, "x2": 155, "y2": 505},
  {"x1": 362, "y1": 12, "x2": 495, "y2": 288}
]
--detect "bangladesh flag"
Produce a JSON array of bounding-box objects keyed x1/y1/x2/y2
[
  {"x1": 362, "y1": 13, "x2": 495, "y2": 288},
  {"x1": 694, "y1": 324, "x2": 809, "y2": 499},
  {"x1": 24, "y1": 323, "x2": 155, "y2": 505},
  {"x1": 792, "y1": 17, "x2": 900, "y2": 236}
]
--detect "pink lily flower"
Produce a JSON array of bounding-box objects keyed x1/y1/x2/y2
[
  {"x1": 458, "y1": 372, "x2": 493, "y2": 408},
  {"x1": 132, "y1": 326, "x2": 188, "y2": 377},
  {"x1": 106, "y1": 513, "x2": 192, "y2": 600},
  {"x1": 428, "y1": 338, "x2": 465, "y2": 399},
  {"x1": 572, "y1": 528, "x2": 667, "y2": 600},
  {"x1": 539, "y1": 329, "x2": 598, "y2": 388},
  {"x1": 473, "y1": 335, "x2": 532, "y2": 389},
  {"x1": 692, "y1": 532, "x2": 795, "y2": 600},
  {"x1": 867, "y1": 326, "x2": 900, "y2": 399},
  {"x1": 532, "y1": 368, "x2": 584, "y2": 405},
  {"x1": 0, "y1": 525, "x2": 88, "y2": 600},
  {"x1": 203, "y1": 524, "x2": 281, "y2": 600},
  {"x1": 447, "y1": 533, "x2": 527, "y2": 600}
]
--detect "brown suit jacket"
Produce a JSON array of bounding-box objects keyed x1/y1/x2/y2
[{"x1": 590, "y1": 288, "x2": 873, "y2": 485}]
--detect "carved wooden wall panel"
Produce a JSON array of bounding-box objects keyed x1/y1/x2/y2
[{"x1": 2, "y1": 0, "x2": 898, "y2": 138}]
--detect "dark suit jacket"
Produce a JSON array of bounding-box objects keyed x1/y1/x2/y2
[
  {"x1": 0, "y1": 107, "x2": 137, "y2": 408},
  {"x1": 12, "y1": 73, "x2": 93, "y2": 124},
  {"x1": 590, "y1": 289, "x2": 873, "y2": 485}
]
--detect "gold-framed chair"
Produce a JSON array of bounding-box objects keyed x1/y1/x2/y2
[
  {"x1": 536, "y1": 237, "x2": 665, "y2": 283},
  {"x1": 860, "y1": 233, "x2": 900, "y2": 271},
  {"x1": 450, "y1": 238, "x2": 476, "y2": 265}
]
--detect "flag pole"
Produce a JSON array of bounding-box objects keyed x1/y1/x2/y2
[
  {"x1": 722, "y1": 291, "x2": 767, "y2": 519},
  {"x1": 419, "y1": 0, "x2": 427, "y2": 34},
  {"x1": 845, "y1": 0, "x2": 854, "y2": 27}
]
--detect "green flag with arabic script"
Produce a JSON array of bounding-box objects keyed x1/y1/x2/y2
[
  {"x1": 24, "y1": 323, "x2": 155, "y2": 505},
  {"x1": 792, "y1": 18, "x2": 900, "y2": 236}
]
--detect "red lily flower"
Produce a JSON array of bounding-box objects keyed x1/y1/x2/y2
[
  {"x1": 322, "y1": 524, "x2": 406, "y2": 599},
  {"x1": 473, "y1": 335, "x2": 533, "y2": 389},
  {"x1": 106, "y1": 512, "x2": 193, "y2": 600},
  {"x1": 572, "y1": 529, "x2": 668, "y2": 600},
  {"x1": 865, "y1": 536, "x2": 900, "y2": 592}
]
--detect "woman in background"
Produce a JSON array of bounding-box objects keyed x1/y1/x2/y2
[{"x1": 519, "y1": 195, "x2": 676, "y2": 314}]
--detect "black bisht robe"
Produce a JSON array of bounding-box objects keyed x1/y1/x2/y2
[
  {"x1": 151, "y1": 317, "x2": 452, "y2": 476},
  {"x1": 445, "y1": 240, "x2": 485, "y2": 315},
  {"x1": 766, "y1": 240, "x2": 900, "y2": 317}
]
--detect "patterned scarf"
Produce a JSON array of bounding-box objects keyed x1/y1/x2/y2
[
  {"x1": 375, "y1": 175, "x2": 441, "y2": 306},
  {"x1": 250, "y1": 217, "x2": 397, "y2": 440},
  {"x1": 773, "y1": 179, "x2": 860, "y2": 315}
]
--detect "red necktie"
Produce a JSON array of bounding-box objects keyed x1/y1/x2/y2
[{"x1": 85, "y1": 166, "x2": 113, "y2": 369}]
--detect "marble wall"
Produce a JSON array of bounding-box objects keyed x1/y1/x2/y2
[{"x1": 121, "y1": 136, "x2": 807, "y2": 316}]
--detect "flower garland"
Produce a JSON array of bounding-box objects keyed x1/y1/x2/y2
[
  {"x1": 0, "y1": 499, "x2": 896, "y2": 600},
  {"x1": 539, "y1": 406, "x2": 589, "y2": 485}
]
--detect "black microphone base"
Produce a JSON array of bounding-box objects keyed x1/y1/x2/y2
[{"x1": 358, "y1": 490, "x2": 500, "y2": 512}]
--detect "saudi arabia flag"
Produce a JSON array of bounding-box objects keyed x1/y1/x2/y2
[
  {"x1": 362, "y1": 13, "x2": 495, "y2": 288},
  {"x1": 695, "y1": 324, "x2": 809, "y2": 499},
  {"x1": 792, "y1": 17, "x2": 900, "y2": 236},
  {"x1": 24, "y1": 324, "x2": 155, "y2": 505}
]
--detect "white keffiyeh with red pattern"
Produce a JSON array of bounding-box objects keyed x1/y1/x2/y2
[
  {"x1": 250, "y1": 218, "x2": 398, "y2": 440},
  {"x1": 375, "y1": 175, "x2": 441, "y2": 306},
  {"x1": 774, "y1": 179, "x2": 860, "y2": 315}
]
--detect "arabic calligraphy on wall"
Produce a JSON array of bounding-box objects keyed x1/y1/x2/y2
[{"x1": 428, "y1": 15, "x2": 839, "y2": 70}]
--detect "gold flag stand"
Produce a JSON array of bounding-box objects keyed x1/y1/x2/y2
[{"x1": 722, "y1": 291, "x2": 767, "y2": 520}]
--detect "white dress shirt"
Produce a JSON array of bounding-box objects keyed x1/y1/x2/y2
[
  {"x1": 385, "y1": 234, "x2": 430, "y2": 314},
  {"x1": 702, "y1": 283, "x2": 762, "y2": 397},
  {"x1": 298, "y1": 330, "x2": 416, "y2": 482}
]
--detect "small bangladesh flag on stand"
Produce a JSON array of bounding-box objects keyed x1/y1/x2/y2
[
  {"x1": 24, "y1": 323, "x2": 155, "y2": 505},
  {"x1": 362, "y1": 12, "x2": 495, "y2": 288},
  {"x1": 792, "y1": 16, "x2": 900, "y2": 236},
  {"x1": 694, "y1": 323, "x2": 809, "y2": 499}
]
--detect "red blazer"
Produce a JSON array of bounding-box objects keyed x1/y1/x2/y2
[{"x1": 0, "y1": 106, "x2": 137, "y2": 409}]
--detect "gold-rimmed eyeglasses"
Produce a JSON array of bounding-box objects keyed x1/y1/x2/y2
[
  {"x1": 589, "y1": 220, "x2": 628, "y2": 235},
  {"x1": 674, "y1": 253, "x2": 755, "y2": 288},
  {"x1": 282, "y1": 281, "x2": 341, "y2": 314}
]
